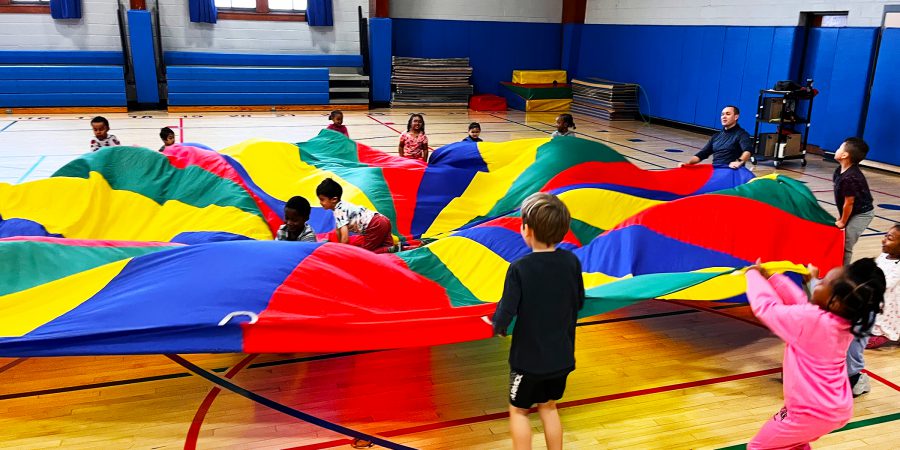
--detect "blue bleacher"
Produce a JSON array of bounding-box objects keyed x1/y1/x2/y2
[{"x1": 0, "y1": 51, "x2": 127, "y2": 108}]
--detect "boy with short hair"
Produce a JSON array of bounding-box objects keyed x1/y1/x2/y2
[
  {"x1": 491, "y1": 192, "x2": 585, "y2": 450},
  {"x1": 315, "y1": 178, "x2": 396, "y2": 253},
  {"x1": 159, "y1": 127, "x2": 176, "y2": 152},
  {"x1": 275, "y1": 196, "x2": 317, "y2": 242},
  {"x1": 90, "y1": 116, "x2": 120, "y2": 151},
  {"x1": 463, "y1": 122, "x2": 482, "y2": 142},
  {"x1": 833, "y1": 137, "x2": 875, "y2": 264}
]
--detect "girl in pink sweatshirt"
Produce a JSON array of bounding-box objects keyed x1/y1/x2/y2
[{"x1": 745, "y1": 258, "x2": 885, "y2": 450}]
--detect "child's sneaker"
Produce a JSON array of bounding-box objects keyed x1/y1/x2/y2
[
  {"x1": 866, "y1": 335, "x2": 891, "y2": 349},
  {"x1": 852, "y1": 373, "x2": 871, "y2": 397}
]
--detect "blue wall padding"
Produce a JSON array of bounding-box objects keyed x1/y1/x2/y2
[
  {"x1": 863, "y1": 28, "x2": 900, "y2": 166},
  {"x1": 166, "y1": 67, "x2": 328, "y2": 81},
  {"x1": 801, "y1": 28, "x2": 877, "y2": 153},
  {"x1": 0, "y1": 66, "x2": 123, "y2": 79},
  {"x1": 392, "y1": 19, "x2": 562, "y2": 95},
  {"x1": 0, "y1": 65, "x2": 125, "y2": 107},
  {"x1": 574, "y1": 25, "x2": 798, "y2": 130},
  {"x1": 369, "y1": 18, "x2": 392, "y2": 102},
  {"x1": 0, "y1": 94, "x2": 126, "y2": 107},
  {"x1": 164, "y1": 51, "x2": 362, "y2": 67},
  {"x1": 561, "y1": 23, "x2": 583, "y2": 77},
  {"x1": 127, "y1": 10, "x2": 160, "y2": 103},
  {"x1": 0, "y1": 51, "x2": 123, "y2": 65},
  {"x1": 167, "y1": 80, "x2": 329, "y2": 93}
]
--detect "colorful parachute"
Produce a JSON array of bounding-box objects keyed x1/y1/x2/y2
[{"x1": 0, "y1": 131, "x2": 842, "y2": 356}]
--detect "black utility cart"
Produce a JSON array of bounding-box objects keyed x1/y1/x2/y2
[{"x1": 751, "y1": 80, "x2": 816, "y2": 168}]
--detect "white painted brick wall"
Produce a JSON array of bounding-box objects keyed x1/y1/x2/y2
[
  {"x1": 159, "y1": 0, "x2": 366, "y2": 53},
  {"x1": 586, "y1": 0, "x2": 896, "y2": 27},
  {"x1": 390, "y1": 0, "x2": 562, "y2": 23},
  {"x1": 0, "y1": 0, "x2": 123, "y2": 51}
]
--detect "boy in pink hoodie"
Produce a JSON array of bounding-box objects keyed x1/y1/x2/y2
[{"x1": 745, "y1": 258, "x2": 885, "y2": 450}]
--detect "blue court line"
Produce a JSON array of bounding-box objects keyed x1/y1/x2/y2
[
  {"x1": 0, "y1": 120, "x2": 16, "y2": 133},
  {"x1": 166, "y1": 354, "x2": 414, "y2": 450},
  {"x1": 16, "y1": 155, "x2": 45, "y2": 184}
]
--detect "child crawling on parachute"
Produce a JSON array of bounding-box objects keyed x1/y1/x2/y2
[
  {"x1": 315, "y1": 178, "x2": 398, "y2": 253},
  {"x1": 275, "y1": 196, "x2": 317, "y2": 242}
]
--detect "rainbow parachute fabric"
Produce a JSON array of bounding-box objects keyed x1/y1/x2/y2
[{"x1": 0, "y1": 131, "x2": 842, "y2": 356}]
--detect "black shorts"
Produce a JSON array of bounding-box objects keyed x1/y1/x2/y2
[{"x1": 508, "y1": 369, "x2": 569, "y2": 409}]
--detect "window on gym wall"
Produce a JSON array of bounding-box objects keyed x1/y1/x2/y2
[
  {"x1": 808, "y1": 12, "x2": 849, "y2": 27},
  {"x1": 0, "y1": 0, "x2": 50, "y2": 13},
  {"x1": 214, "y1": 0, "x2": 307, "y2": 20}
]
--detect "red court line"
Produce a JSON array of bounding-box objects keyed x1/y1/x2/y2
[
  {"x1": 665, "y1": 299, "x2": 765, "y2": 329},
  {"x1": 366, "y1": 114, "x2": 403, "y2": 134},
  {"x1": 366, "y1": 114, "x2": 434, "y2": 151},
  {"x1": 184, "y1": 354, "x2": 259, "y2": 450},
  {"x1": 286, "y1": 366, "x2": 782, "y2": 449},
  {"x1": 864, "y1": 370, "x2": 900, "y2": 393},
  {"x1": 0, "y1": 358, "x2": 27, "y2": 375}
]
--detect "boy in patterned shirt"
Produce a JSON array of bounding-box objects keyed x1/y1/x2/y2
[
  {"x1": 275, "y1": 196, "x2": 317, "y2": 242},
  {"x1": 90, "y1": 116, "x2": 121, "y2": 151},
  {"x1": 316, "y1": 178, "x2": 397, "y2": 253}
]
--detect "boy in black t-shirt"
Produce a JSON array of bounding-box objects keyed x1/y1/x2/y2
[
  {"x1": 833, "y1": 137, "x2": 875, "y2": 264},
  {"x1": 490, "y1": 192, "x2": 584, "y2": 450}
]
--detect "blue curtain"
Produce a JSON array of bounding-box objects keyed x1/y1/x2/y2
[
  {"x1": 50, "y1": 0, "x2": 81, "y2": 19},
  {"x1": 307, "y1": 0, "x2": 333, "y2": 26},
  {"x1": 189, "y1": 0, "x2": 217, "y2": 24}
]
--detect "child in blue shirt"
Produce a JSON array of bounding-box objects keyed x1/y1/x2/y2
[{"x1": 463, "y1": 122, "x2": 482, "y2": 142}]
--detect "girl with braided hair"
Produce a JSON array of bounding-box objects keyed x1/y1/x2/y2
[{"x1": 744, "y1": 258, "x2": 886, "y2": 450}]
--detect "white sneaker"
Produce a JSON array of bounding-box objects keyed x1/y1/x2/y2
[{"x1": 852, "y1": 373, "x2": 871, "y2": 397}]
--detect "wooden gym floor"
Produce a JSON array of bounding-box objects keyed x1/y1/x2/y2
[{"x1": 1, "y1": 110, "x2": 899, "y2": 449}]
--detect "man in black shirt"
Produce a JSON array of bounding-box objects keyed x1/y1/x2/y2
[
  {"x1": 491, "y1": 192, "x2": 585, "y2": 450},
  {"x1": 681, "y1": 105, "x2": 753, "y2": 168}
]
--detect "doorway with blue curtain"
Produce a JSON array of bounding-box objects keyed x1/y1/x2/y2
[
  {"x1": 794, "y1": 11, "x2": 878, "y2": 156},
  {"x1": 862, "y1": 7, "x2": 900, "y2": 167}
]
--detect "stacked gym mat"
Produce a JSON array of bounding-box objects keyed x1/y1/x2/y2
[
  {"x1": 571, "y1": 78, "x2": 639, "y2": 120},
  {"x1": 391, "y1": 57, "x2": 473, "y2": 107},
  {"x1": 501, "y1": 70, "x2": 572, "y2": 112}
]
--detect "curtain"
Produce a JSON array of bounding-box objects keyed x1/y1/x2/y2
[
  {"x1": 306, "y1": 0, "x2": 333, "y2": 27},
  {"x1": 50, "y1": 0, "x2": 81, "y2": 19},
  {"x1": 189, "y1": 0, "x2": 217, "y2": 24}
]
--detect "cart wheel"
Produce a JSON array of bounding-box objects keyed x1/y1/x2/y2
[
  {"x1": 773, "y1": 160, "x2": 781, "y2": 169},
  {"x1": 750, "y1": 156, "x2": 757, "y2": 165},
  {"x1": 800, "y1": 158, "x2": 807, "y2": 167}
]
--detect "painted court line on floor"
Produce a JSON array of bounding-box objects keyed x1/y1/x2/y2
[
  {"x1": 15, "y1": 155, "x2": 45, "y2": 184},
  {"x1": 286, "y1": 367, "x2": 785, "y2": 450},
  {"x1": 716, "y1": 376, "x2": 900, "y2": 450},
  {"x1": 167, "y1": 354, "x2": 414, "y2": 450},
  {"x1": 185, "y1": 354, "x2": 259, "y2": 450},
  {"x1": 0, "y1": 121, "x2": 16, "y2": 133}
]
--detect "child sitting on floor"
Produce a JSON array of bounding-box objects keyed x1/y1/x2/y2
[
  {"x1": 90, "y1": 116, "x2": 121, "y2": 151},
  {"x1": 275, "y1": 196, "x2": 317, "y2": 242},
  {"x1": 326, "y1": 110, "x2": 349, "y2": 137},
  {"x1": 159, "y1": 127, "x2": 176, "y2": 152},
  {"x1": 398, "y1": 113, "x2": 428, "y2": 162},
  {"x1": 551, "y1": 113, "x2": 576, "y2": 138},
  {"x1": 463, "y1": 122, "x2": 482, "y2": 142},
  {"x1": 316, "y1": 178, "x2": 396, "y2": 253}
]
